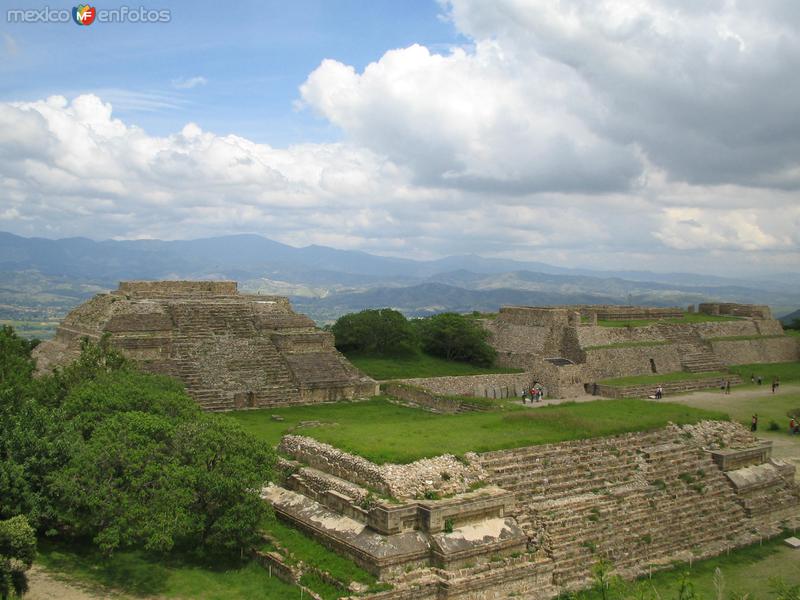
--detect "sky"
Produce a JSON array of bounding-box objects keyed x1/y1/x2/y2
[{"x1": 1, "y1": 0, "x2": 799, "y2": 276}]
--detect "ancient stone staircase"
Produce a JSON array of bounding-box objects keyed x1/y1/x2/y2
[
  {"x1": 657, "y1": 325, "x2": 726, "y2": 373},
  {"x1": 167, "y1": 301, "x2": 300, "y2": 410},
  {"x1": 476, "y1": 429, "x2": 754, "y2": 586}
]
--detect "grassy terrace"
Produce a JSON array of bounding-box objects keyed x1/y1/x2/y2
[
  {"x1": 596, "y1": 312, "x2": 742, "y2": 328},
  {"x1": 36, "y1": 539, "x2": 299, "y2": 599},
  {"x1": 345, "y1": 351, "x2": 523, "y2": 380},
  {"x1": 728, "y1": 361, "x2": 800, "y2": 386},
  {"x1": 226, "y1": 397, "x2": 726, "y2": 464},
  {"x1": 599, "y1": 371, "x2": 727, "y2": 387}
]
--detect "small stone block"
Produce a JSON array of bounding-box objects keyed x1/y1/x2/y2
[
  {"x1": 784, "y1": 537, "x2": 800, "y2": 549},
  {"x1": 271, "y1": 414, "x2": 285, "y2": 422}
]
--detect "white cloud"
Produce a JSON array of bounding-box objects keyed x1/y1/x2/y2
[
  {"x1": 171, "y1": 76, "x2": 208, "y2": 90},
  {"x1": 1, "y1": 0, "x2": 800, "y2": 276}
]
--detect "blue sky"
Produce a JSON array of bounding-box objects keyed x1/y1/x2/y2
[
  {"x1": 2, "y1": 0, "x2": 461, "y2": 144},
  {"x1": 1, "y1": 0, "x2": 799, "y2": 275}
]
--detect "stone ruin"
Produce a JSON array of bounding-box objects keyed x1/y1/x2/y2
[
  {"x1": 483, "y1": 303, "x2": 799, "y2": 399},
  {"x1": 264, "y1": 421, "x2": 800, "y2": 599},
  {"x1": 33, "y1": 281, "x2": 378, "y2": 410}
]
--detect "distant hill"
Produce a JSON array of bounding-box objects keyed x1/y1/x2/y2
[
  {"x1": 779, "y1": 309, "x2": 800, "y2": 326},
  {"x1": 2, "y1": 231, "x2": 800, "y2": 323}
]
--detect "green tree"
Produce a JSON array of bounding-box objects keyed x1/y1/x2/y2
[
  {"x1": 0, "y1": 515, "x2": 36, "y2": 600},
  {"x1": 331, "y1": 309, "x2": 417, "y2": 356},
  {"x1": 415, "y1": 313, "x2": 497, "y2": 366},
  {"x1": 53, "y1": 375, "x2": 275, "y2": 556},
  {"x1": 1, "y1": 330, "x2": 277, "y2": 560}
]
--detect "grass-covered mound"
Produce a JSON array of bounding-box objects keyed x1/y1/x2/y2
[
  {"x1": 597, "y1": 312, "x2": 742, "y2": 328},
  {"x1": 226, "y1": 397, "x2": 727, "y2": 464},
  {"x1": 346, "y1": 351, "x2": 523, "y2": 380}
]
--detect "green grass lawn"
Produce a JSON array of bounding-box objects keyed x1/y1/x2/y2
[
  {"x1": 599, "y1": 371, "x2": 727, "y2": 387},
  {"x1": 226, "y1": 397, "x2": 726, "y2": 464},
  {"x1": 728, "y1": 362, "x2": 800, "y2": 387},
  {"x1": 597, "y1": 313, "x2": 742, "y2": 328},
  {"x1": 786, "y1": 329, "x2": 800, "y2": 338},
  {"x1": 575, "y1": 535, "x2": 800, "y2": 599},
  {"x1": 35, "y1": 538, "x2": 300, "y2": 599},
  {"x1": 345, "y1": 351, "x2": 523, "y2": 380}
]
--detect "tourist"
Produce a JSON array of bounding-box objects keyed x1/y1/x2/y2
[
  {"x1": 725, "y1": 380, "x2": 731, "y2": 395},
  {"x1": 751, "y1": 414, "x2": 758, "y2": 432},
  {"x1": 757, "y1": 375, "x2": 762, "y2": 385},
  {"x1": 790, "y1": 417, "x2": 796, "y2": 435},
  {"x1": 771, "y1": 378, "x2": 777, "y2": 394},
  {"x1": 750, "y1": 373, "x2": 755, "y2": 384},
  {"x1": 654, "y1": 385, "x2": 663, "y2": 400}
]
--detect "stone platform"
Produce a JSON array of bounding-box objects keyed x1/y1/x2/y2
[
  {"x1": 264, "y1": 421, "x2": 800, "y2": 599},
  {"x1": 33, "y1": 280, "x2": 378, "y2": 410}
]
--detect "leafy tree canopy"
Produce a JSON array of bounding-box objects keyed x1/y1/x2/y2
[
  {"x1": 331, "y1": 308, "x2": 417, "y2": 356},
  {"x1": 415, "y1": 312, "x2": 497, "y2": 367},
  {"x1": 0, "y1": 328, "x2": 276, "y2": 559}
]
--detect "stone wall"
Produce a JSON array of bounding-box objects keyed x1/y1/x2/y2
[
  {"x1": 710, "y1": 337, "x2": 799, "y2": 365},
  {"x1": 577, "y1": 324, "x2": 666, "y2": 347},
  {"x1": 393, "y1": 373, "x2": 533, "y2": 398},
  {"x1": 699, "y1": 302, "x2": 772, "y2": 319},
  {"x1": 278, "y1": 435, "x2": 486, "y2": 500},
  {"x1": 583, "y1": 345, "x2": 683, "y2": 380},
  {"x1": 118, "y1": 280, "x2": 238, "y2": 296}
]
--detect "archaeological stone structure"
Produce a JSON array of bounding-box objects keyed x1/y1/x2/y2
[
  {"x1": 33, "y1": 281, "x2": 377, "y2": 410},
  {"x1": 483, "y1": 303, "x2": 799, "y2": 399},
  {"x1": 265, "y1": 421, "x2": 800, "y2": 599}
]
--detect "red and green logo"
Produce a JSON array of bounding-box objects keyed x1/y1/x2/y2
[{"x1": 72, "y1": 4, "x2": 96, "y2": 25}]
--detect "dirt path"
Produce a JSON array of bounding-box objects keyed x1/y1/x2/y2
[{"x1": 26, "y1": 566, "x2": 137, "y2": 600}]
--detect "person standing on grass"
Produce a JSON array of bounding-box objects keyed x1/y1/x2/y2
[
  {"x1": 757, "y1": 375, "x2": 762, "y2": 385},
  {"x1": 751, "y1": 414, "x2": 758, "y2": 432},
  {"x1": 725, "y1": 380, "x2": 731, "y2": 395},
  {"x1": 790, "y1": 416, "x2": 796, "y2": 435}
]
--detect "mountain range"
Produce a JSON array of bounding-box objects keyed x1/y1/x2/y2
[{"x1": 1, "y1": 231, "x2": 798, "y2": 324}]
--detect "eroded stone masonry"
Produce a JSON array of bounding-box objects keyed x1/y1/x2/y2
[
  {"x1": 265, "y1": 421, "x2": 800, "y2": 599},
  {"x1": 33, "y1": 281, "x2": 377, "y2": 410},
  {"x1": 483, "y1": 303, "x2": 799, "y2": 398}
]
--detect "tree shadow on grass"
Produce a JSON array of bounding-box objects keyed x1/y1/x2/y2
[{"x1": 36, "y1": 538, "x2": 246, "y2": 597}]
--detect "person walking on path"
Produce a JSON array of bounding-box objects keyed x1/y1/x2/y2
[{"x1": 751, "y1": 414, "x2": 758, "y2": 432}]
